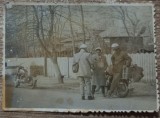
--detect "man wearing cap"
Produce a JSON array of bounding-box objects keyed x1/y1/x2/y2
[
  {"x1": 108, "y1": 43, "x2": 132, "y2": 97},
  {"x1": 73, "y1": 44, "x2": 94, "y2": 100},
  {"x1": 91, "y1": 47, "x2": 108, "y2": 97}
]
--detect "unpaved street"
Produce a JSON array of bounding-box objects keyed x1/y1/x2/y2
[{"x1": 6, "y1": 79, "x2": 157, "y2": 111}]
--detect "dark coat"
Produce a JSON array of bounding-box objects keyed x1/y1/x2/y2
[{"x1": 111, "y1": 50, "x2": 132, "y2": 74}]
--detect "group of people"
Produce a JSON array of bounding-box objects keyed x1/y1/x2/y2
[{"x1": 73, "y1": 43, "x2": 132, "y2": 100}]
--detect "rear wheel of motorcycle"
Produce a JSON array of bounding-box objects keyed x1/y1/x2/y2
[
  {"x1": 117, "y1": 81, "x2": 129, "y2": 98},
  {"x1": 27, "y1": 77, "x2": 34, "y2": 89},
  {"x1": 15, "y1": 78, "x2": 20, "y2": 88},
  {"x1": 31, "y1": 80, "x2": 37, "y2": 89}
]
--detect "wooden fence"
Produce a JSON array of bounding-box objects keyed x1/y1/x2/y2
[
  {"x1": 105, "y1": 53, "x2": 156, "y2": 84},
  {"x1": 6, "y1": 53, "x2": 156, "y2": 84}
]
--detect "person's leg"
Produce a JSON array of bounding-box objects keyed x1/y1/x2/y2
[
  {"x1": 101, "y1": 86, "x2": 105, "y2": 97},
  {"x1": 95, "y1": 85, "x2": 100, "y2": 93},
  {"x1": 92, "y1": 85, "x2": 96, "y2": 97},
  {"x1": 108, "y1": 73, "x2": 121, "y2": 96},
  {"x1": 78, "y1": 76, "x2": 85, "y2": 100},
  {"x1": 107, "y1": 76, "x2": 113, "y2": 90},
  {"x1": 85, "y1": 77, "x2": 94, "y2": 100}
]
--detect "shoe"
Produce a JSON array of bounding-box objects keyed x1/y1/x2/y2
[
  {"x1": 102, "y1": 94, "x2": 106, "y2": 97},
  {"x1": 106, "y1": 91, "x2": 112, "y2": 98},
  {"x1": 88, "y1": 96, "x2": 94, "y2": 100},
  {"x1": 82, "y1": 96, "x2": 85, "y2": 100},
  {"x1": 107, "y1": 95, "x2": 113, "y2": 98}
]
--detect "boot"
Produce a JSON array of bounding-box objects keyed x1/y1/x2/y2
[
  {"x1": 88, "y1": 96, "x2": 94, "y2": 100},
  {"x1": 92, "y1": 85, "x2": 96, "y2": 97},
  {"x1": 101, "y1": 86, "x2": 106, "y2": 97},
  {"x1": 82, "y1": 96, "x2": 85, "y2": 100},
  {"x1": 107, "y1": 90, "x2": 112, "y2": 98}
]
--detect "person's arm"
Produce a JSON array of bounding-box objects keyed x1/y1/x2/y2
[
  {"x1": 103, "y1": 55, "x2": 108, "y2": 70},
  {"x1": 111, "y1": 55, "x2": 115, "y2": 65},
  {"x1": 87, "y1": 53, "x2": 95, "y2": 69},
  {"x1": 73, "y1": 54, "x2": 76, "y2": 65}
]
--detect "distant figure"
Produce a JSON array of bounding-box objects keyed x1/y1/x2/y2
[
  {"x1": 73, "y1": 44, "x2": 94, "y2": 100},
  {"x1": 108, "y1": 43, "x2": 132, "y2": 97},
  {"x1": 91, "y1": 47, "x2": 108, "y2": 97}
]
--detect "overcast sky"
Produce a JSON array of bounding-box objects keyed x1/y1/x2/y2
[{"x1": 6, "y1": 5, "x2": 154, "y2": 38}]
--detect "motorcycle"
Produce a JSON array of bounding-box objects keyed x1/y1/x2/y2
[
  {"x1": 14, "y1": 66, "x2": 36, "y2": 89},
  {"x1": 105, "y1": 66, "x2": 132, "y2": 98}
]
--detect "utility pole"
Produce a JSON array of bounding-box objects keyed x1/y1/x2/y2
[
  {"x1": 80, "y1": 5, "x2": 86, "y2": 44},
  {"x1": 68, "y1": 6, "x2": 75, "y2": 55},
  {"x1": 32, "y1": 11, "x2": 36, "y2": 57},
  {"x1": 24, "y1": 6, "x2": 28, "y2": 57}
]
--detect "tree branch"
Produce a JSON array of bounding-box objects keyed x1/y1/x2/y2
[{"x1": 33, "y1": 6, "x2": 51, "y2": 56}]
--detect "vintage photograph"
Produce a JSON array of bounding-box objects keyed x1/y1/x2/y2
[{"x1": 3, "y1": 3, "x2": 158, "y2": 112}]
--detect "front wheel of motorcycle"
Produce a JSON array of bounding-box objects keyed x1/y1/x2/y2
[
  {"x1": 117, "y1": 80, "x2": 129, "y2": 98},
  {"x1": 27, "y1": 76, "x2": 34, "y2": 89},
  {"x1": 27, "y1": 76, "x2": 37, "y2": 89},
  {"x1": 15, "y1": 77, "x2": 20, "y2": 88},
  {"x1": 32, "y1": 80, "x2": 37, "y2": 89}
]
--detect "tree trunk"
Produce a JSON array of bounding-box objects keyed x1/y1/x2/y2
[
  {"x1": 50, "y1": 57, "x2": 63, "y2": 83},
  {"x1": 33, "y1": 6, "x2": 63, "y2": 83},
  {"x1": 44, "y1": 54, "x2": 47, "y2": 77}
]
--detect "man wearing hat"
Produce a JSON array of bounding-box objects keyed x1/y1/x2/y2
[
  {"x1": 73, "y1": 44, "x2": 94, "y2": 100},
  {"x1": 91, "y1": 47, "x2": 108, "y2": 97},
  {"x1": 108, "y1": 43, "x2": 132, "y2": 97}
]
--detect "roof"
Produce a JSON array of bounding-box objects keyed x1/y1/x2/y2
[
  {"x1": 99, "y1": 27, "x2": 148, "y2": 38},
  {"x1": 61, "y1": 29, "x2": 105, "y2": 43},
  {"x1": 99, "y1": 27, "x2": 129, "y2": 37},
  {"x1": 61, "y1": 35, "x2": 90, "y2": 43}
]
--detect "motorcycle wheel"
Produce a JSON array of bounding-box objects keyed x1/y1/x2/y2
[
  {"x1": 31, "y1": 80, "x2": 37, "y2": 89},
  {"x1": 27, "y1": 76, "x2": 34, "y2": 88},
  {"x1": 117, "y1": 80, "x2": 129, "y2": 98},
  {"x1": 15, "y1": 77, "x2": 20, "y2": 88}
]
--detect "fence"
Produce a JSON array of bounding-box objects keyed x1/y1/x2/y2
[
  {"x1": 106, "y1": 53, "x2": 156, "y2": 84},
  {"x1": 6, "y1": 53, "x2": 156, "y2": 84}
]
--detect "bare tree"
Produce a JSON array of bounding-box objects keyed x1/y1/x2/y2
[
  {"x1": 33, "y1": 6, "x2": 63, "y2": 84},
  {"x1": 110, "y1": 6, "x2": 146, "y2": 37},
  {"x1": 6, "y1": 6, "x2": 30, "y2": 58}
]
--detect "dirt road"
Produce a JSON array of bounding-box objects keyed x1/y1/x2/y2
[{"x1": 6, "y1": 83, "x2": 157, "y2": 111}]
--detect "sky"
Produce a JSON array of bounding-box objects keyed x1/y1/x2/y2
[
  {"x1": 55, "y1": 5, "x2": 153, "y2": 37},
  {"x1": 6, "y1": 4, "x2": 154, "y2": 38},
  {"x1": 5, "y1": 4, "x2": 155, "y2": 57}
]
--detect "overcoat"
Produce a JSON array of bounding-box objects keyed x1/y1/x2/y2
[
  {"x1": 111, "y1": 50, "x2": 132, "y2": 74},
  {"x1": 73, "y1": 49, "x2": 92, "y2": 78},
  {"x1": 92, "y1": 54, "x2": 108, "y2": 86}
]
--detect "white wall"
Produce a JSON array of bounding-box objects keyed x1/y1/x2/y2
[{"x1": 6, "y1": 53, "x2": 156, "y2": 82}]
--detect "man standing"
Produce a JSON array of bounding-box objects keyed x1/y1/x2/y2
[
  {"x1": 108, "y1": 43, "x2": 132, "y2": 97},
  {"x1": 73, "y1": 44, "x2": 94, "y2": 100}
]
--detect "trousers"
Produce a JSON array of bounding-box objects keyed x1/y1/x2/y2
[
  {"x1": 109, "y1": 73, "x2": 121, "y2": 95},
  {"x1": 92, "y1": 85, "x2": 105, "y2": 96},
  {"x1": 78, "y1": 76, "x2": 92, "y2": 96}
]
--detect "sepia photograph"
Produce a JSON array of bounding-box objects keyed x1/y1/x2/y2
[{"x1": 3, "y1": 3, "x2": 158, "y2": 112}]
